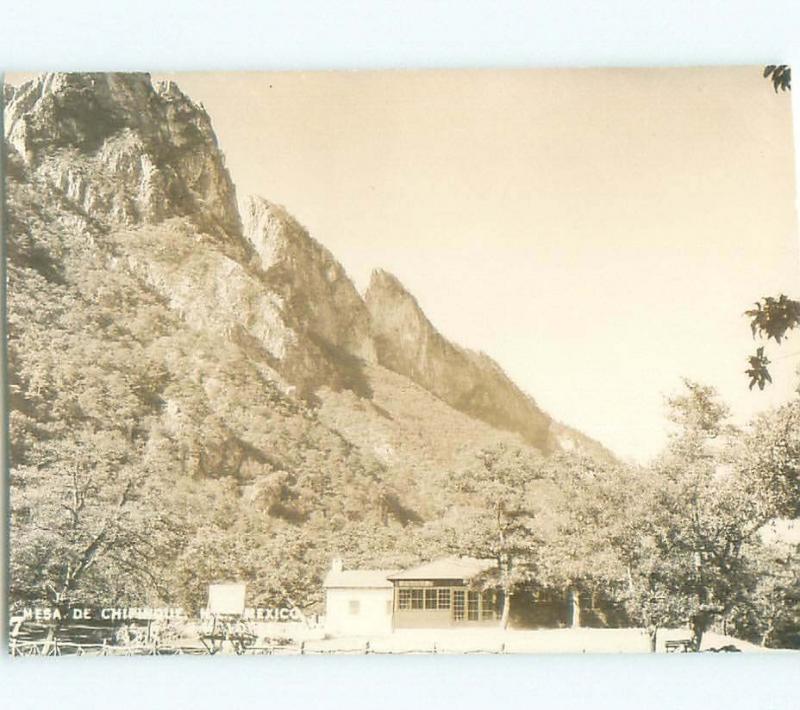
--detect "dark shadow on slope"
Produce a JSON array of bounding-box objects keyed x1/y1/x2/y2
[
  {"x1": 229, "y1": 324, "x2": 285, "y2": 374},
  {"x1": 382, "y1": 491, "x2": 424, "y2": 526},
  {"x1": 306, "y1": 331, "x2": 373, "y2": 400},
  {"x1": 369, "y1": 401, "x2": 394, "y2": 421}
]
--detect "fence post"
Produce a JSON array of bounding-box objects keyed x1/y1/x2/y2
[
  {"x1": 500, "y1": 642, "x2": 505, "y2": 654},
  {"x1": 432, "y1": 642, "x2": 437, "y2": 654},
  {"x1": 300, "y1": 640, "x2": 305, "y2": 655},
  {"x1": 365, "y1": 641, "x2": 371, "y2": 655}
]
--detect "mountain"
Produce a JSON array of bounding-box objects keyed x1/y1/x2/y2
[{"x1": 4, "y1": 73, "x2": 615, "y2": 611}]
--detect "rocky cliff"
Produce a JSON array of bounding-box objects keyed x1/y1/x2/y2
[
  {"x1": 5, "y1": 73, "x2": 387, "y2": 398},
  {"x1": 5, "y1": 73, "x2": 242, "y2": 239},
  {"x1": 365, "y1": 269, "x2": 553, "y2": 450},
  {"x1": 244, "y1": 196, "x2": 377, "y2": 365}
]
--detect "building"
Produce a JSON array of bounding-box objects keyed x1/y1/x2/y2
[
  {"x1": 322, "y1": 559, "x2": 397, "y2": 636},
  {"x1": 323, "y1": 556, "x2": 501, "y2": 635},
  {"x1": 388, "y1": 557, "x2": 500, "y2": 628}
]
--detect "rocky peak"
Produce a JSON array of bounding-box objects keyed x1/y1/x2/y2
[
  {"x1": 4, "y1": 72, "x2": 241, "y2": 236},
  {"x1": 364, "y1": 269, "x2": 439, "y2": 361},
  {"x1": 3, "y1": 82, "x2": 16, "y2": 105},
  {"x1": 244, "y1": 196, "x2": 376, "y2": 363},
  {"x1": 365, "y1": 268, "x2": 553, "y2": 450}
]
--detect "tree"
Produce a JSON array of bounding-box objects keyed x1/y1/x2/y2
[
  {"x1": 736, "y1": 398, "x2": 800, "y2": 520},
  {"x1": 728, "y1": 541, "x2": 800, "y2": 648},
  {"x1": 443, "y1": 445, "x2": 545, "y2": 628},
  {"x1": 9, "y1": 426, "x2": 184, "y2": 613},
  {"x1": 539, "y1": 447, "x2": 719, "y2": 651},
  {"x1": 620, "y1": 381, "x2": 763, "y2": 651},
  {"x1": 764, "y1": 65, "x2": 792, "y2": 93},
  {"x1": 535, "y1": 453, "x2": 633, "y2": 631}
]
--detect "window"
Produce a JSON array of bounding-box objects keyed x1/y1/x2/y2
[
  {"x1": 349, "y1": 600, "x2": 360, "y2": 615},
  {"x1": 437, "y1": 588, "x2": 451, "y2": 609},
  {"x1": 452, "y1": 590, "x2": 465, "y2": 621},
  {"x1": 410, "y1": 589, "x2": 424, "y2": 609},
  {"x1": 399, "y1": 587, "x2": 449, "y2": 611},
  {"x1": 398, "y1": 589, "x2": 411, "y2": 609},
  {"x1": 425, "y1": 589, "x2": 438, "y2": 609},
  {"x1": 467, "y1": 591, "x2": 480, "y2": 621},
  {"x1": 481, "y1": 591, "x2": 497, "y2": 620}
]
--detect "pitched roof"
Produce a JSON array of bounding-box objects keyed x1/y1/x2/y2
[
  {"x1": 323, "y1": 569, "x2": 397, "y2": 589},
  {"x1": 387, "y1": 556, "x2": 495, "y2": 581}
]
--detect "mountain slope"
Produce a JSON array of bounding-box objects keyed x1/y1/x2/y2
[
  {"x1": 4, "y1": 72, "x2": 615, "y2": 612},
  {"x1": 5, "y1": 74, "x2": 401, "y2": 611}
]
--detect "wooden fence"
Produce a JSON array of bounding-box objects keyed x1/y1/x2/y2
[{"x1": 9, "y1": 638, "x2": 509, "y2": 656}]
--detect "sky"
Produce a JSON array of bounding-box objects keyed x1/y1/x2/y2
[{"x1": 10, "y1": 67, "x2": 799, "y2": 462}]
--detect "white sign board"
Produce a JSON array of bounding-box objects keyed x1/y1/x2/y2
[{"x1": 207, "y1": 583, "x2": 247, "y2": 616}]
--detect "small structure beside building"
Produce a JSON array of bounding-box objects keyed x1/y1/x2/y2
[{"x1": 322, "y1": 559, "x2": 397, "y2": 636}]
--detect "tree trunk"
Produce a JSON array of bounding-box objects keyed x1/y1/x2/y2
[
  {"x1": 690, "y1": 616, "x2": 704, "y2": 652},
  {"x1": 648, "y1": 625, "x2": 658, "y2": 653},
  {"x1": 569, "y1": 588, "x2": 581, "y2": 629},
  {"x1": 500, "y1": 590, "x2": 512, "y2": 629},
  {"x1": 761, "y1": 618, "x2": 775, "y2": 648}
]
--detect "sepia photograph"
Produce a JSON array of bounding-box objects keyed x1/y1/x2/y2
[{"x1": 3, "y1": 66, "x2": 799, "y2": 658}]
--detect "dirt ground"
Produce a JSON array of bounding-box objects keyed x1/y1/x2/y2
[{"x1": 301, "y1": 627, "x2": 784, "y2": 654}]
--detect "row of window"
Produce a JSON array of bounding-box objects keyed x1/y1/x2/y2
[
  {"x1": 397, "y1": 588, "x2": 498, "y2": 621},
  {"x1": 345, "y1": 589, "x2": 599, "y2": 617},
  {"x1": 397, "y1": 588, "x2": 452, "y2": 610}
]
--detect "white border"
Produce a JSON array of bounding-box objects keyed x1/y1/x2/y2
[{"x1": 2, "y1": 2, "x2": 799, "y2": 708}]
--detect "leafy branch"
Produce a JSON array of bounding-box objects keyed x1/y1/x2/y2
[
  {"x1": 744, "y1": 295, "x2": 800, "y2": 389},
  {"x1": 764, "y1": 65, "x2": 792, "y2": 93}
]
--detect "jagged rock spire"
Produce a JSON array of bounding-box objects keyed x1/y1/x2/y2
[
  {"x1": 244, "y1": 195, "x2": 376, "y2": 363},
  {"x1": 365, "y1": 268, "x2": 552, "y2": 450}
]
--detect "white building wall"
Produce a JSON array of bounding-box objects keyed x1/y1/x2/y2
[{"x1": 325, "y1": 587, "x2": 394, "y2": 637}]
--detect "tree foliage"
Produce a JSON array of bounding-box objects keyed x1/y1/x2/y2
[
  {"x1": 764, "y1": 65, "x2": 792, "y2": 93},
  {"x1": 728, "y1": 542, "x2": 800, "y2": 648},
  {"x1": 744, "y1": 296, "x2": 800, "y2": 389},
  {"x1": 535, "y1": 454, "x2": 633, "y2": 627},
  {"x1": 736, "y1": 399, "x2": 800, "y2": 520},
  {"x1": 443, "y1": 444, "x2": 546, "y2": 627},
  {"x1": 570, "y1": 380, "x2": 799, "y2": 650}
]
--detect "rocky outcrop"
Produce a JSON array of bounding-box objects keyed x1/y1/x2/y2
[
  {"x1": 3, "y1": 82, "x2": 16, "y2": 106},
  {"x1": 4, "y1": 73, "x2": 241, "y2": 237},
  {"x1": 243, "y1": 196, "x2": 376, "y2": 363},
  {"x1": 364, "y1": 269, "x2": 552, "y2": 450},
  {"x1": 4, "y1": 73, "x2": 374, "y2": 400}
]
